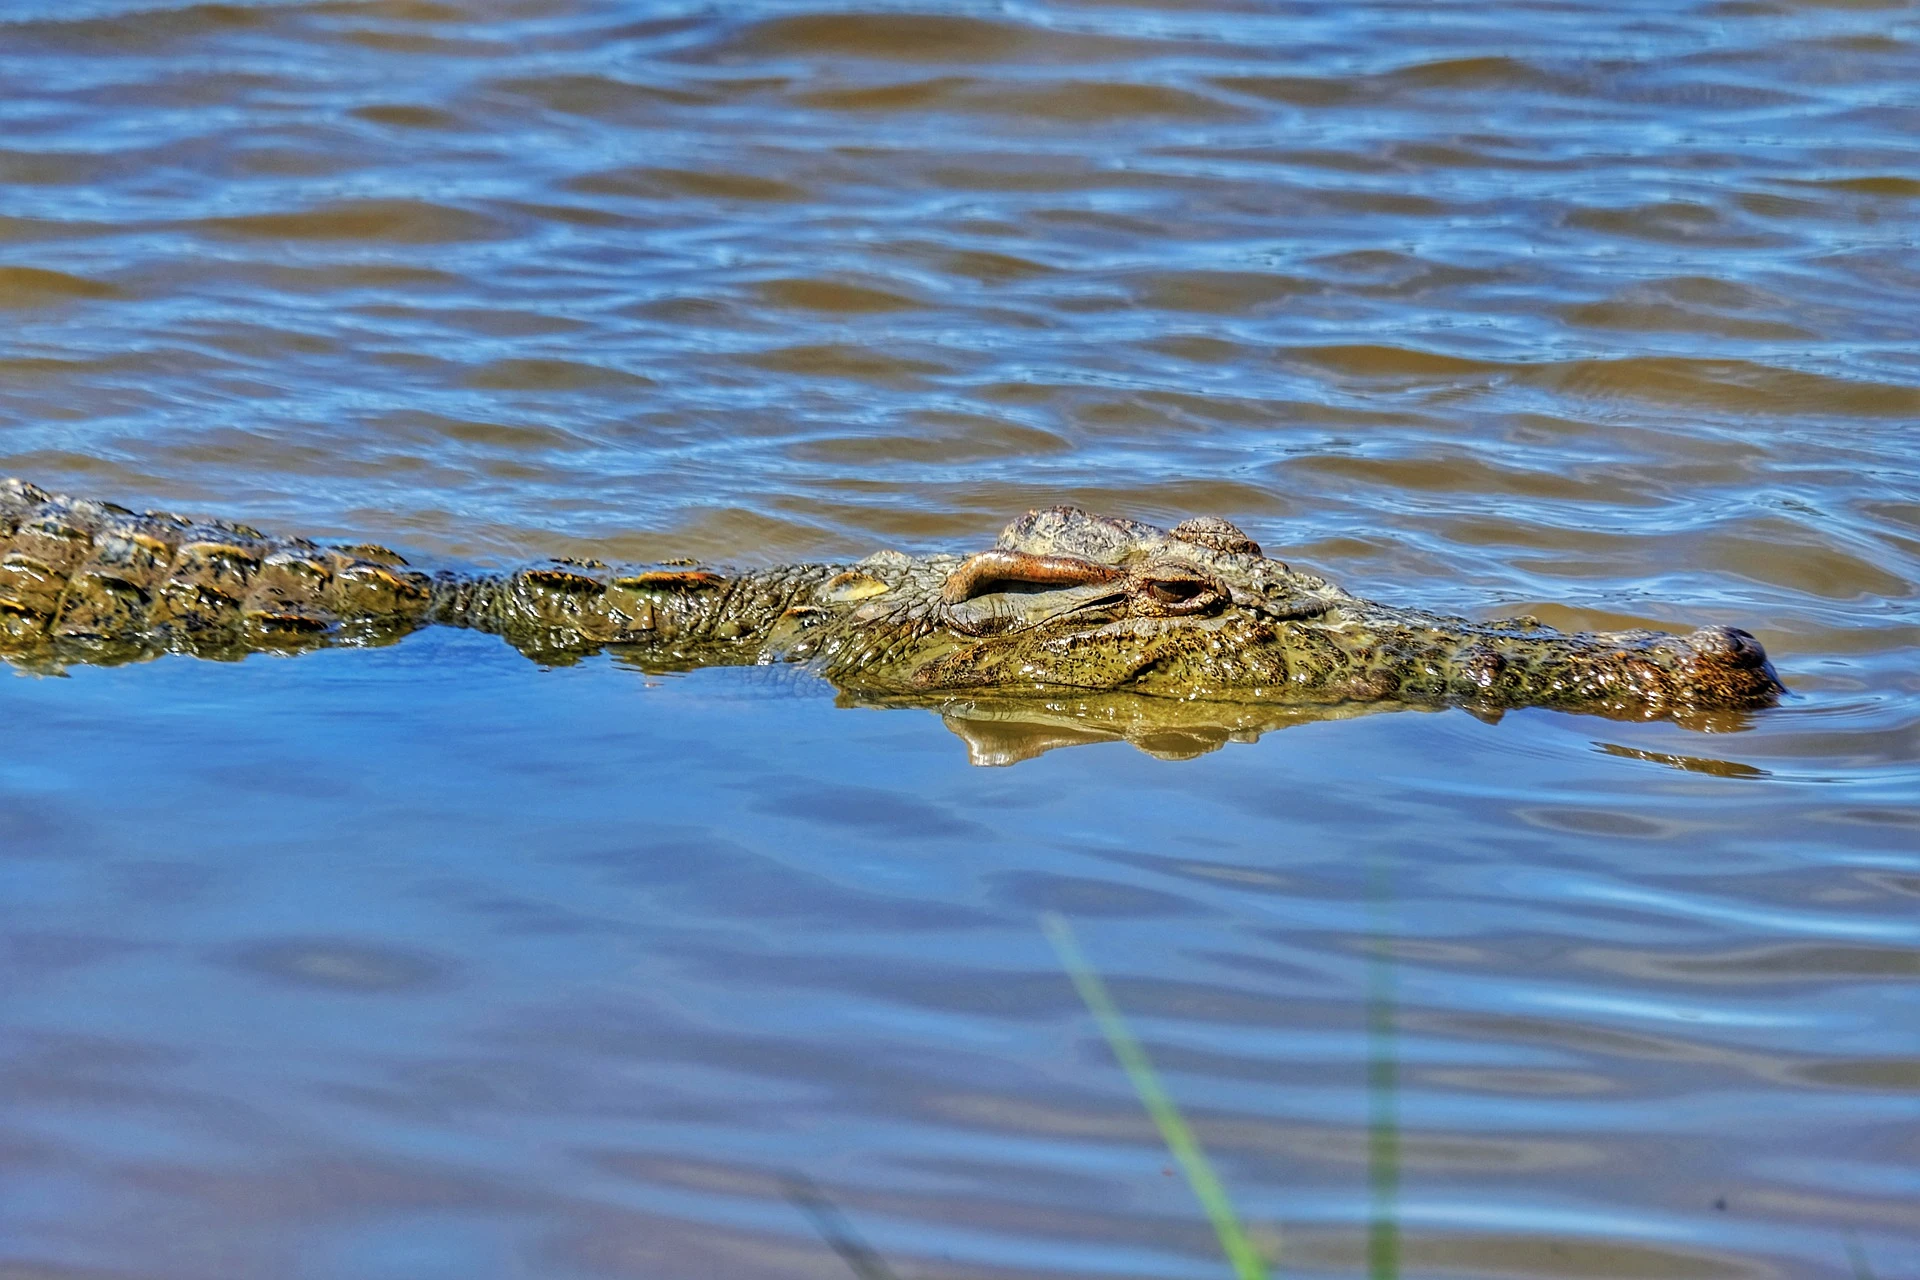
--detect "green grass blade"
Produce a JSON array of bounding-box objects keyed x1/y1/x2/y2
[
  {"x1": 1365, "y1": 854, "x2": 1402, "y2": 1280},
  {"x1": 1042, "y1": 912, "x2": 1273, "y2": 1280},
  {"x1": 782, "y1": 1174, "x2": 900, "y2": 1280},
  {"x1": 1366, "y1": 936, "x2": 1400, "y2": 1280},
  {"x1": 1846, "y1": 1234, "x2": 1876, "y2": 1280}
]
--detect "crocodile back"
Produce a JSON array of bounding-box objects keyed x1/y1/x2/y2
[{"x1": 0, "y1": 478, "x2": 434, "y2": 660}]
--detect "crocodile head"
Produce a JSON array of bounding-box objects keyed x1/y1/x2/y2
[
  {"x1": 780, "y1": 505, "x2": 1784, "y2": 720},
  {"x1": 902, "y1": 506, "x2": 1333, "y2": 691},
  {"x1": 937, "y1": 507, "x2": 1309, "y2": 632},
  {"x1": 761, "y1": 506, "x2": 1322, "y2": 695}
]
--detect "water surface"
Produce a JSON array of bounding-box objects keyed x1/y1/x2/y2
[{"x1": 2, "y1": 2, "x2": 1917, "y2": 1277}]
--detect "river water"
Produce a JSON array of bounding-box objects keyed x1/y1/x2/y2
[{"x1": 2, "y1": 2, "x2": 1917, "y2": 1277}]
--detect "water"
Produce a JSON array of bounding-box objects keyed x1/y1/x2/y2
[{"x1": 3, "y1": 1, "x2": 1917, "y2": 1276}]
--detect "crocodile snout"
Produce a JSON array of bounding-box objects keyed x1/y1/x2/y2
[{"x1": 1676, "y1": 625, "x2": 1784, "y2": 708}]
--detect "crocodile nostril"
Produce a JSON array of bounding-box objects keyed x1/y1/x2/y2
[
  {"x1": 1676, "y1": 625, "x2": 1785, "y2": 705},
  {"x1": 1686, "y1": 625, "x2": 1764, "y2": 666}
]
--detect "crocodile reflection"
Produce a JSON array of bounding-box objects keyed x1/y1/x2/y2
[
  {"x1": 879, "y1": 692, "x2": 1405, "y2": 767},
  {"x1": 2, "y1": 478, "x2": 1783, "y2": 754},
  {"x1": 836, "y1": 691, "x2": 1766, "y2": 766}
]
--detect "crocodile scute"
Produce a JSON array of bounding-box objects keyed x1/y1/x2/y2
[
  {"x1": 0, "y1": 478, "x2": 435, "y2": 657},
  {"x1": 0, "y1": 477, "x2": 1784, "y2": 723}
]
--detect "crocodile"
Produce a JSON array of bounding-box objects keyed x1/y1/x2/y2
[{"x1": 0, "y1": 478, "x2": 1783, "y2": 738}]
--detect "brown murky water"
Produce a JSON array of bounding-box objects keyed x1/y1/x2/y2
[{"x1": 2, "y1": 3, "x2": 1917, "y2": 1278}]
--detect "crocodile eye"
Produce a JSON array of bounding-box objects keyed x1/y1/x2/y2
[{"x1": 1146, "y1": 579, "x2": 1205, "y2": 605}]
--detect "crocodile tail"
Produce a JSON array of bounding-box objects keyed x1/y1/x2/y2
[{"x1": 0, "y1": 478, "x2": 434, "y2": 661}]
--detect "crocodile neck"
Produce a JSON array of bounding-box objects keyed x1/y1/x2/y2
[{"x1": 424, "y1": 563, "x2": 841, "y2": 664}]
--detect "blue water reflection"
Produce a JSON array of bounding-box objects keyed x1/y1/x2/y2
[{"x1": 5, "y1": 624, "x2": 1915, "y2": 1276}]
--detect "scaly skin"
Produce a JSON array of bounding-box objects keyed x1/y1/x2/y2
[{"x1": 0, "y1": 478, "x2": 1783, "y2": 725}]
